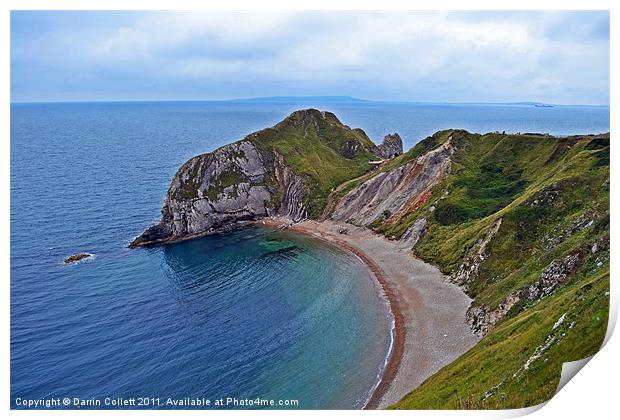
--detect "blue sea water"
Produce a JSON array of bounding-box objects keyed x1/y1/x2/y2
[{"x1": 10, "y1": 100, "x2": 609, "y2": 409}]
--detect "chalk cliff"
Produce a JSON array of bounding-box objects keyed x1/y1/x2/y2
[
  {"x1": 130, "y1": 109, "x2": 388, "y2": 247},
  {"x1": 331, "y1": 141, "x2": 452, "y2": 226}
]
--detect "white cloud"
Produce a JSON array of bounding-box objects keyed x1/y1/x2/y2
[{"x1": 11, "y1": 11, "x2": 610, "y2": 104}]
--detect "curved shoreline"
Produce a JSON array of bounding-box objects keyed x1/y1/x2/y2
[
  {"x1": 258, "y1": 218, "x2": 480, "y2": 409},
  {"x1": 286, "y1": 224, "x2": 405, "y2": 409}
]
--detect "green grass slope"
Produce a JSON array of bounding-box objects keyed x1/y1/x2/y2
[
  {"x1": 391, "y1": 269, "x2": 608, "y2": 409},
  {"x1": 250, "y1": 109, "x2": 378, "y2": 217},
  {"x1": 381, "y1": 132, "x2": 610, "y2": 409}
]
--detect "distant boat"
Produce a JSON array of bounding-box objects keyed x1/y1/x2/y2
[{"x1": 534, "y1": 103, "x2": 554, "y2": 108}]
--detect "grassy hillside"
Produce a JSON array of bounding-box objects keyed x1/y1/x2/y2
[
  {"x1": 250, "y1": 109, "x2": 378, "y2": 217},
  {"x1": 378, "y1": 132, "x2": 610, "y2": 409},
  {"x1": 391, "y1": 268, "x2": 608, "y2": 409}
]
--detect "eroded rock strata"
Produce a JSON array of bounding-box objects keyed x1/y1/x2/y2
[
  {"x1": 130, "y1": 109, "x2": 385, "y2": 247},
  {"x1": 331, "y1": 142, "x2": 453, "y2": 226},
  {"x1": 372, "y1": 133, "x2": 404, "y2": 159}
]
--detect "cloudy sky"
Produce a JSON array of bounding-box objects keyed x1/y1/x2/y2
[{"x1": 10, "y1": 11, "x2": 609, "y2": 104}]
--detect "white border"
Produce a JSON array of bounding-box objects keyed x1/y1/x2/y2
[{"x1": 2, "y1": 2, "x2": 617, "y2": 420}]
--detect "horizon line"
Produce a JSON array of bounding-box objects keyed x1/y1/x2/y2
[{"x1": 9, "y1": 95, "x2": 611, "y2": 108}]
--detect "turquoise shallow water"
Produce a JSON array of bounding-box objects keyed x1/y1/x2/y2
[
  {"x1": 10, "y1": 100, "x2": 609, "y2": 409},
  {"x1": 11, "y1": 222, "x2": 391, "y2": 409}
]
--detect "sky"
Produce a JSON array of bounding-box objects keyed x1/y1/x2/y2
[{"x1": 10, "y1": 10, "x2": 610, "y2": 105}]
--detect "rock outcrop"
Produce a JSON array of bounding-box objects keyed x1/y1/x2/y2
[
  {"x1": 467, "y1": 290, "x2": 521, "y2": 335},
  {"x1": 450, "y1": 219, "x2": 503, "y2": 290},
  {"x1": 331, "y1": 142, "x2": 454, "y2": 226},
  {"x1": 130, "y1": 141, "x2": 279, "y2": 247},
  {"x1": 465, "y1": 251, "x2": 584, "y2": 335},
  {"x1": 64, "y1": 253, "x2": 93, "y2": 264},
  {"x1": 466, "y1": 234, "x2": 608, "y2": 335},
  {"x1": 271, "y1": 150, "x2": 307, "y2": 222},
  {"x1": 398, "y1": 218, "x2": 427, "y2": 248},
  {"x1": 527, "y1": 252, "x2": 584, "y2": 300},
  {"x1": 372, "y1": 133, "x2": 403, "y2": 159}
]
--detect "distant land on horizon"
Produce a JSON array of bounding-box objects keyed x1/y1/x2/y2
[{"x1": 10, "y1": 96, "x2": 610, "y2": 107}]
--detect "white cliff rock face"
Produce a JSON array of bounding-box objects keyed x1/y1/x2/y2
[
  {"x1": 129, "y1": 108, "x2": 391, "y2": 247},
  {"x1": 399, "y1": 218, "x2": 427, "y2": 248},
  {"x1": 164, "y1": 141, "x2": 274, "y2": 236},
  {"x1": 450, "y1": 218, "x2": 503, "y2": 289},
  {"x1": 332, "y1": 142, "x2": 454, "y2": 226},
  {"x1": 372, "y1": 133, "x2": 404, "y2": 159},
  {"x1": 129, "y1": 140, "x2": 306, "y2": 247},
  {"x1": 272, "y1": 150, "x2": 307, "y2": 222},
  {"x1": 467, "y1": 291, "x2": 521, "y2": 336},
  {"x1": 465, "y1": 236, "x2": 604, "y2": 335}
]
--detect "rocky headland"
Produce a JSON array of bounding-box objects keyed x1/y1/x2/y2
[{"x1": 130, "y1": 109, "x2": 402, "y2": 247}]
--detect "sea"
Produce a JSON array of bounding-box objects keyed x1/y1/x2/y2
[{"x1": 10, "y1": 99, "x2": 610, "y2": 409}]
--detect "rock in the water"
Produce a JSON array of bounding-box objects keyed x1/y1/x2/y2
[{"x1": 64, "y1": 253, "x2": 93, "y2": 264}]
